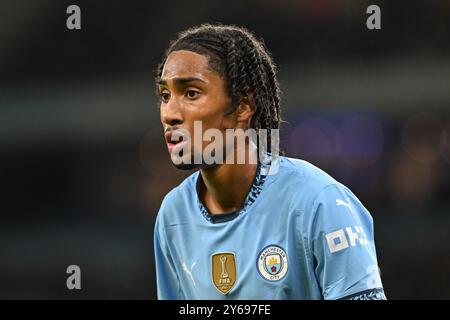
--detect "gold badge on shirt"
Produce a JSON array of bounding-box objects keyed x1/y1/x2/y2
[{"x1": 211, "y1": 252, "x2": 237, "y2": 295}]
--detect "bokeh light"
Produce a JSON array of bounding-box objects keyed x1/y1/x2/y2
[
  {"x1": 336, "y1": 115, "x2": 384, "y2": 167},
  {"x1": 401, "y1": 112, "x2": 446, "y2": 164},
  {"x1": 289, "y1": 117, "x2": 337, "y2": 168},
  {"x1": 441, "y1": 122, "x2": 450, "y2": 165}
]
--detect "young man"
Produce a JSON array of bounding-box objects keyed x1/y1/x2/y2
[{"x1": 154, "y1": 24, "x2": 385, "y2": 300}]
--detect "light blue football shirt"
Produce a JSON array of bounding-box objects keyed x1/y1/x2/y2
[{"x1": 154, "y1": 155, "x2": 385, "y2": 300}]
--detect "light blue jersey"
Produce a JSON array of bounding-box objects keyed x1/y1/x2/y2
[{"x1": 154, "y1": 155, "x2": 385, "y2": 300}]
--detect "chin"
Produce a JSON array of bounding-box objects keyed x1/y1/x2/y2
[
  {"x1": 169, "y1": 153, "x2": 219, "y2": 171},
  {"x1": 170, "y1": 152, "x2": 199, "y2": 171},
  {"x1": 171, "y1": 162, "x2": 200, "y2": 171}
]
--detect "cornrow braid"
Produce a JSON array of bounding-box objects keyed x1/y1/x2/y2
[{"x1": 155, "y1": 23, "x2": 282, "y2": 153}]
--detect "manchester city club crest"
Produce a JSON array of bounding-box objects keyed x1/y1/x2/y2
[
  {"x1": 257, "y1": 245, "x2": 288, "y2": 281},
  {"x1": 265, "y1": 254, "x2": 282, "y2": 275}
]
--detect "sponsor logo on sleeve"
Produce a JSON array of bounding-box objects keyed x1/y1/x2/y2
[{"x1": 325, "y1": 226, "x2": 369, "y2": 253}]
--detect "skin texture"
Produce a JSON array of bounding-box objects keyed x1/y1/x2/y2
[{"x1": 159, "y1": 50, "x2": 258, "y2": 214}]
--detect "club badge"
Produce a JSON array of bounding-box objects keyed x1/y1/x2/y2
[{"x1": 257, "y1": 245, "x2": 288, "y2": 281}]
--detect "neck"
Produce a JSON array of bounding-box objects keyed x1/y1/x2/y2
[{"x1": 199, "y1": 161, "x2": 258, "y2": 214}]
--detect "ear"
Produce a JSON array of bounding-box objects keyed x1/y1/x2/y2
[{"x1": 235, "y1": 90, "x2": 256, "y2": 126}]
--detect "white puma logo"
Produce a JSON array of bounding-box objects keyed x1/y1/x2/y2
[
  {"x1": 336, "y1": 199, "x2": 352, "y2": 209},
  {"x1": 182, "y1": 261, "x2": 197, "y2": 287}
]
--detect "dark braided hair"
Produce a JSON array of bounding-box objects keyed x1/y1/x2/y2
[{"x1": 156, "y1": 23, "x2": 282, "y2": 153}]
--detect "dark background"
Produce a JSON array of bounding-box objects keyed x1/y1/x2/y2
[{"x1": 0, "y1": 0, "x2": 449, "y2": 299}]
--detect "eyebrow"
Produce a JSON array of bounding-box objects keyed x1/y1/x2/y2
[{"x1": 158, "y1": 77, "x2": 206, "y2": 86}]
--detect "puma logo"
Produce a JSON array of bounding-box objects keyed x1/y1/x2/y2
[
  {"x1": 182, "y1": 261, "x2": 197, "y2": 287},
  {"x1": 336, "y1": 199, "x2": 352, "y2": 209}
]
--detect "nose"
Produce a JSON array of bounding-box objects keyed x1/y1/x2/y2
[{"x1": 161, "y1": 96, "x2": 183, "y2": 127}]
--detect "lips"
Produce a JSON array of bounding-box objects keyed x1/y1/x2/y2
[{"x1": 165, "y1": 129, "x2": 188, "y2": 153}]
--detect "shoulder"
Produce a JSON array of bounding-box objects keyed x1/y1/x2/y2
[
  {"x1": 273, "y1": 156, "x2": 342, "y2": 205},
  {"x1": 274, "y1": 156, "x2": 372, "y2": 225},
  {"x1": 277, "y1": 156, "x2": 339, "y2": 187}
]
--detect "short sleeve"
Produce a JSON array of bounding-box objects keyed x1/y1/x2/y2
[
  {"x1": 154, "y1": 215, "x2": 181, "y2": 300},
  {"x1": 309, "y1": 184, "x2": 386, "y2": 300}
]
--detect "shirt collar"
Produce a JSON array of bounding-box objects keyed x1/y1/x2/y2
[{"x1": 196, "y1": 158, "x2": 270, "y2": 223}]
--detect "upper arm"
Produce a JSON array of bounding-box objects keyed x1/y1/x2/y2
[
  {"x1": 307, "y1": 184, "x2": 386, "y2": 300},
  {"x1": 154, "y1": 215, "x2": 181, "y2": 300}
]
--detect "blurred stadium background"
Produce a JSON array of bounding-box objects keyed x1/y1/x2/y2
[{"x1": 0, "y1": 0, "x2": 449, "y2": 299}]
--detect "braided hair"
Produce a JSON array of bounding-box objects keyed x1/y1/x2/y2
[{"x1": 156, "y1": 23, "x2": 282, "y2": 153}]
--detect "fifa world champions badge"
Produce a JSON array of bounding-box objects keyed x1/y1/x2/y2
[{"x1": 211, "y1": 252, "x2": 237, "y2": 295}]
